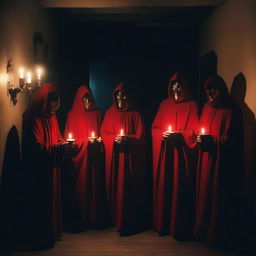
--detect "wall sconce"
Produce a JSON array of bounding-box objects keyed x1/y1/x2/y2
[{"x1": 6, "y1": 59, "x2": 43, "y2": 105}]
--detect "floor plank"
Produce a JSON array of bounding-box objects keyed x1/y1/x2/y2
[{"x1": 7, "y1": 229, "x2": 243, "y2": 256}]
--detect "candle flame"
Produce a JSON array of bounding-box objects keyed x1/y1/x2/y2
[
  {"x1": 168, "y1": 125, "x2": 172, "y2": 132},
  {"x1": 201, "y1": 128, "x2": 205, "y2": 135},
  {"x1": 120, "y1": 129, "x2": 124, "y2": 136},
  {"x1": 92, "y1": 131, "x2": 95, "y2": 138},
  {"x1": 68, "y1": 133, "x2": 72, "y2": 139}
]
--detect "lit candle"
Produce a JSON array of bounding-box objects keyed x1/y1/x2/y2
[
  {"x1": 168, "y1": 125, "x2": 172, "y2": 133},
  {"x1": 26, "y1": 72, "x2": 32, "y2": 84},
  {"x1": 120, "y1": 129, "x2": 124, "y2": 136},
  {"x1": 19, "y1": 68, "x2": 25, "y2": 79},
  {"x1": 19, "y1": 67, "x2": 25, "y2": 89},
  {"x1": 67, "y1": 132, "x2": 75, "y2": 142},
  {"x1": 36, "y1": 68, "x2": 42, "y2": 80},
  {"x1": 201, "y1": 128, "x2": 205, "y2": 135},
  {"x1": 91, "y1": 131, "x2": 95, "y2": 138}
]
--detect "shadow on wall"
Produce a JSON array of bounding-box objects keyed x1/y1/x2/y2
[
  {"x1": 230, "y1": 73, "x2": 256, "y2": 223},
  {"x1": 0, "y1": 125, "x2": 23, "y2": 250}
]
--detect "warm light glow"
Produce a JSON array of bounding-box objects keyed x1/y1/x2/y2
[
  {"x1": 92, "y1": 131, "x2": 95, "y2": 138},
  {"x1": 69, "y1": 133, "x2": 72, "y2": 139},
  {"x1": 0, "y1": 73, "x2": 9, "y2": 84},
  {"x1": 168, "y1": 125, "x2": 172, "y2": 132},
  {"x1": 19, "y1": 68, "x2": 25, "y2": 79},
  {"x1": 201, "y1": 128, "x2": 205, "y2": 135},
  {"x1": 26, "y1": 72, "x2": 32, "y2": 83},
  {"x1": 120, "y1": 129, "x2": 124, "y2": 136},
  {"x1": 36, "y1": 68, "x2": 42, "y2": 80}
]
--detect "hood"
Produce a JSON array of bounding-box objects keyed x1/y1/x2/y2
[
  {"x1": 25, "y1": 82, "x2": 58, "y2": 118},
  {"x1": 204, "y1": 75, "x2": 229, "y2": 106},
  {"x1": 168, "y1": 72, "x2": 191, "y2": 102},
  {"x1": 112, "y1": 82, "x2": 130, "y2": 111},
  {"x1": 71, "y1": 85, "x2": 96, "y2": 113}
]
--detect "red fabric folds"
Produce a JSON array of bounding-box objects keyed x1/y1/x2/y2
[
  {"x1": 64, "y1": 85, "x2": 108, "y2": 229},
  {"x1": 152, "y1": 73, "x2": 199, "y2": 239},
  {"x1": 22, "y1": 83, "x2": 63, "y2": 248},
  {"x1": 194, "y1": 77, "x2": 243, "y2": 244},
  {"x1": 101, "y1": 83, "x2": 145, "y2": 234}
]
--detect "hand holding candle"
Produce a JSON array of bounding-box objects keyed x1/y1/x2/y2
[
  {"x1": 88, "y1": 131, "x2": 97, "y2": 143},
  {"x1": 115, "y1": 128, "x2": 126, "y2": 144},
  {"x1": 163, "y1": 124, "x2": 174, "y2": 138},
  {"x1": 67, "y1": 132, "x2": 75, "y2": 143},
  {"x1": 197, "y1": 127, "x2": 212, "y2": 145}
]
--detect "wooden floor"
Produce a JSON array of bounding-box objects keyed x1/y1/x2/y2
[{"x1": 1, "y1": 229, "x2": 243, "y2": 256}]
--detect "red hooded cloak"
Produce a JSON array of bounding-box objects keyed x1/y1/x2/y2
[
  {"x1": 152, "y1": 73, "x2": 199, "y2": 240},
  {"x1": 64, "y1": 85, "x2": 108, "y2": 229},
  {"x1": 22, "y1": 83, "x2": 63, "y2": 248},
  {"x1": 194, "y1": 75, "x2": 243, "y2": 245},
  {"x1": 101, "y1": 83, "x2": 145, "y2": 234}
]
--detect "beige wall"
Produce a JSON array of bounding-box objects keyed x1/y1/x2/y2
[
  {"x1": 200, "y1": 0, "x2": 256, "y2": 203},
  {"x1": 0, "y1": 0, "x2": 57, "y2": 178},
  {"x1": 200, "y1": 0, "x2": 256, "y2": 113}
]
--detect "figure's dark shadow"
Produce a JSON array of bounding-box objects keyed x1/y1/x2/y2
[
  {"x1": 230, "y1": 72, "x2": 256, "y2": 243},
  {"x1": 199, "y1": 51, "x2": 217, "y2": 108},
  {"x1": 0, "y1": 125, "x2": 23, "y2": 251}
]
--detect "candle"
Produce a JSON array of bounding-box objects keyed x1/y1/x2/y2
[
  {"x1": 201, "y1": 128, "x2": 205, "y2": 135},
  {"x1": 36, "y1": 68, "x2": 42, "y2": 80},
  {"x1": 67, "y1": 132, "x2": 75, "y2": 142},
  {"x1": 91, "y1": 131, "x2": 95, "y2": 138},
  {"x1": 19, "y1": 68, "x2": 25, "y2": 79},
  {"x1": 19, "y1": 67, "x2": 25, "y2": 89},
  {"x1": 168, "y1": 125, "x2": 172, "y2": 133},
  {"x1": 26, "y1": 72, "x2": 32, "y2": 84},
  {"x1": 120, "y1": 129, "x2": 124, "y2": 136}
]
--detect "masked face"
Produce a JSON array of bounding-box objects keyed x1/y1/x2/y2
[
  {"x1": 206, "y1": 87, "x2": 221, "y2": 106},
  {"x1": 83, "y1": 94, "x2": 93, "y2": 110},
  {"x1": 172, "y1": 81, "x2": 183, "y2": 101},
  {"x1": 48, "y1": 98, "x2": 60, "y2": 116},
  {"x1": 116, "y1": 90, "x2": 127, "y2": 109}
]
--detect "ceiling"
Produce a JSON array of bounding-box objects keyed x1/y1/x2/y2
[{"x1": 39, "y1": 0, "x2": 226, "y2": 27}]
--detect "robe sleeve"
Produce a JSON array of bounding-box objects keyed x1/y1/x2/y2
[
  {"x1": 182, "y1": 101, "x2": 199, "y2": 149},
  {"x1": 32, "y1": 118, "x2": 51, "y2": 151},
  {"x1": 128, "y1": 112, "x2": 144, "y2": 140},
  {"x1": 64, "y1": 112, "x2": 88, "y2": 149},
  {"x1": 151, "y1": 102, "x2": 165, "y2": 175}
]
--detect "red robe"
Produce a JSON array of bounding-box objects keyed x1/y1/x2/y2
[
  {"x1": 152, "y1": 74, "x2": 198, "y2": 239},
  {"x1": 101, "y1": 83, "x2": 145, "y2": 234},
  {"x1": 194, "y1": 102, "x2": 243, "y2": 244},
  {"x1": 64, "y1": 85, "x2": 108, "y2": 229},
  {"x1": 22, "y1": 83, "x2": 63, "y2": 248}
]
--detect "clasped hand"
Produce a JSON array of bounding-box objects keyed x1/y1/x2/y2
[
  {"x1": 115, "y1": 135, "x2": 128, "y2": 144},
  {"x1": 88, "y1": 136, "x2": 102, "y2": 144}
]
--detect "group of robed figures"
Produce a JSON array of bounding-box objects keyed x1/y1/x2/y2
[{"x1": 21, "y1": 72, "x2": 243, "y2": 250}]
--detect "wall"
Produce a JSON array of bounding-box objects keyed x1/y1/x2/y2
[
  {"x1": 200, "y1": 0, "x2": 256, "y2": 111},
  {"x1": 0, "y1": 0, "x2": 57, "y2": 179},
  {"x1": 200, "y1": 0, "x2": 256, "y2": 228}
]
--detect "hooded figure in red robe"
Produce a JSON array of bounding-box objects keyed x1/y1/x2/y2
[
  {"x1": 101, "y1": 82, "x2": 145, "y2": 235},
  {"x1": 152, "y1": 72, "x2": 199, "y2": 240},
  {"x1": 64, "y1": 85, "x2": 109, "y2": 230},
  {"x1": 194, "y1": 75, "x2": 243, "y2": 247},
  {"x1": 22, "y1": 83, "x2": 63, "y2": 249}
]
